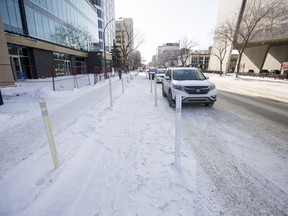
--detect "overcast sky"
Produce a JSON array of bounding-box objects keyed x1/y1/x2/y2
[{"x1": 115, "y1": 0, "x2": 221, "y2": 63}]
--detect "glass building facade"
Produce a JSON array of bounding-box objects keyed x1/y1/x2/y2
[
  {"x1": 1, "y1": 0, "x2": 99, "y2": 51},
  {"x1": 0, "y1": 0, "x2": 114, "y2": 79}
]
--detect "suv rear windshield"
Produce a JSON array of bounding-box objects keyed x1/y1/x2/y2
[
  {"x1": 148, "y1": 68, "x2": 158, "y2": 73},
  {"x1": 157, "y1": 69, "x2": 167, "y2": 74},
  {"x1": 173, "y1": 69, "x2": 206, "y2": 80}
]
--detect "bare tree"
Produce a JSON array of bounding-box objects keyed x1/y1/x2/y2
[
  {"x1": 117, "y1": 22, "x2": 144, "y2": 70},
  {"x1": 129, "y1": 50, "x2": 142, "y2": 70},
  {"x1": 158, "y1": 49, "x2": 179, "y2": 68},
  {"x1": 178, "y1": 37, "x2": 198, "y2": 67},
  {"x1": 216, "y1": 0, "x2": 288, "y2": 77},
  {"x1": 211, "y1": 35, "x2": 230, "y2": 74}
]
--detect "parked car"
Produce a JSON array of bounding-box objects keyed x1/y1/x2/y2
[
  {"x1": 240, "y1": 69, "x2": 254, "y2": 73},
  {"x1": 270, "y1": 69, "x2": 281, "y2": 74},
  {"x1": 259, "y1": 69, "x2": 269, "y2": 75},
  {"x1": 155, "y1": 69, "x2": 167, "y2": 83},
  {"x1": 147, "y1": 67, "x2": 158, "y2": 80},
  {"x1": 226, "y1": 69, "x2": 234, "y2": 73},
  {"x1": 162, "y1": 67, "x2": 217, "y2": 107}
]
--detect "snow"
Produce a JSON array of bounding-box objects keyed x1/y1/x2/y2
[{"x1": 0, "y1": 73, "x2": 287, "y2": 216}]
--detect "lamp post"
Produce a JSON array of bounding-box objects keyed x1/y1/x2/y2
[{"x1": 103, "y1": 17, "x2": 122, "y2": 78}]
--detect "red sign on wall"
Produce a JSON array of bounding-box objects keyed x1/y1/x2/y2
[{"x1": 282, "y1": 62, "x2": 288, "y2": 69}]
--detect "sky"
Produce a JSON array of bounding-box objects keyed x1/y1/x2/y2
[
  {"x1": 0, "y1": 72, "x2": 287, "y2": 215},
  {"x1": 115, "y1": 0, "x2": 221, "y2": 63}
]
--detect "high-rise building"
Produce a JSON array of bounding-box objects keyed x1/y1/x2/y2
[
  {"x1": 115, "y1": 18, "x2": 134, "y2": 68},
  {"x1": 90, "y1": 0, "x2": 115, "y2": 52},
  {"x1": 115, "y1": 18, "x2": 133, "y2": 49},
  {"x1": 209, "y1": 0, "x2": 288, "y2": 74},
  {"x1": 156, "y1": 43, "x2": 179, "y2": 67},
  {"x1": 0, "y1": 0, "x2": 115, "y2": 85}
]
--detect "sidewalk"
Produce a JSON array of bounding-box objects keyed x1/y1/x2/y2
[
  {"x1": 0, "y1": 73, "x2": 197, "y2": 216},
  {"x1": 208, "y1": 73, "x2": 288, "y2": 103}
]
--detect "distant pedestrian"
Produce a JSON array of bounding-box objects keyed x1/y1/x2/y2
[{"x1": 118, "y1": 69, "x2": 122, "y2": 80}]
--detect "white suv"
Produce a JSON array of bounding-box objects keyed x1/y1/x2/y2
[{"x1": 162, "y1": 67, "x2": 217, "y2": 107}]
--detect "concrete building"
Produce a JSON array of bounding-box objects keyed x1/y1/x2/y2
[
  {"x1": 156, "y1": 43, "x2": 179, "y2": 67},
  {"x1": 0, "y1": 0, "x2": 115, "y2": 83},
  {"x1": 115, "y1": 18, "x2": 134, "y2": 69},
  {"x1": 209, "y1": 0, "x2": 288, "y2": 74},
  {"x1": 185, "y1": 50, "x2": 211, "y2": 70},
  {"x1": 0, "y1": 14, "x2": 14, "y2": 87}
]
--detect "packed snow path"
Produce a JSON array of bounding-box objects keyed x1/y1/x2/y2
[{"x1": 0, "y1": 73, "x2": 287, "y2": 215}]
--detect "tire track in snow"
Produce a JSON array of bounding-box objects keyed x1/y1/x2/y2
[{"x1": 181, "y1": 106, "x2": 288, "y2": 215}]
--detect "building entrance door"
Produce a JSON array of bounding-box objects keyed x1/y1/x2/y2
[
  {"x1": 10, "y1": 56, "x2": 23, "y2": 80},
  {"x1": 64, "y1": 60, "x2": 71, "y2": 75}
]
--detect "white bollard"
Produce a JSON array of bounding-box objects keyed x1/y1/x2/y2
[
  {"x1": 154, "y1": 78, "x2": 157, "y2": 106},
  {"x1": 121, "y1": 77, "x2": 124, "y2": 93},
  {"x1": 175, "y1": 95, "x2": 182, "y2": 169},
  {"x1": 39, "y1": 98, "x2": 60, "y2": 169},
  {"x1": 109, "y1": 78, "x2": 113, "y2": 106},
  {"x1": 150, "y1": 78, "x2": 153, "y2": 94},
  {"x1": 130, "y1": 73, "x2": 132, "y2": 84}
]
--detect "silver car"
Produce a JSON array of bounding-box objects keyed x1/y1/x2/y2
[{"x1": 156, "y1": 69, "x2": 167, "y2": 83}]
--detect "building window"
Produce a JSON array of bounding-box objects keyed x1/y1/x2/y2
[
  {"x1": 42, "y1": 15, "x2": 50, "y2": 40},
  {"x1": 199, "y1": 57, "x2": 204, "y2": 63},
  {"x1": 204, "y1": 56, "x2": 209, "y2": 65},
  {"x1": 0, "y1": 0, "x2": 23, "y2": 34},
  {"x1": 97, "y1": 9, "x2": 103, "y2": 18},
  {"x1": 99, "y1": 31, "x2": 103, "y2": 39},
  {"x1": 39, "y1": 0, "x2": 47, "y2": 9},
  {"x1": 34, "y1": 11, "x2": 44, "y2": 39},
  {"x1": 25, "y1": 6, "x2": 37, "y2": 37},
  {"x1": 191, "y1": 57, "x2": 198, "y2": 64},
  {"x1": 98, "y1": 20, "x2": 103, "y2": 29},
  {"x1": 99, "y1": 41, "x2": 104, "y2": 50}
]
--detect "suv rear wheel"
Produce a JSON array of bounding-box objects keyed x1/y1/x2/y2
[
  {"x1": 205, "y1": 102, "x2": 214, "y2": 106},
  {"x1": 168, "y1": 90, "x2": 175, "y2": 107},
  {"x1": 162, "y1": 85, "x2": 167, "y2": 97}
]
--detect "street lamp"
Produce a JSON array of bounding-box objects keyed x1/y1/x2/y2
[{"x1": 103, "y1": 17, "x2": 122, "y2": 77}]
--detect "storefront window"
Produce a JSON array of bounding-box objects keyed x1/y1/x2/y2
[{"x1": 8, "y1": 46, "x2": 31, "y2": 79}]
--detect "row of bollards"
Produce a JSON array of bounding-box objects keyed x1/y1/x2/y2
[{"x1": 39, "y1": 73, "x2": 134, "y2": 169}]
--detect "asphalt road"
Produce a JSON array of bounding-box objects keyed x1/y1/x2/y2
[
  {"x1": 218, "y1": 90, "x2": 288, "y2": 128},
  {"x1": 175, "y1": 89, "x2": 288, "y2": 215}
]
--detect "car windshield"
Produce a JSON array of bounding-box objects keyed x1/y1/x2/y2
[
  {"x1": 173, "y1": 69, "x2": 206, "y2": 80},
  {"x1": 157, "y1": 70, "x2": 166, "y2": 74},
  {"x1": 149, "y1": 68, "x2": 157, "y2": 72}
]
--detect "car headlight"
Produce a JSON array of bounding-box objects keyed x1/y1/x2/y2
[
  {"x1": 173, "y1": 85, "x2": 183, "y2": 91},
  {"x1": 210, "y1": 84, "x2": 216, "y2": 91}
]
